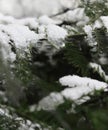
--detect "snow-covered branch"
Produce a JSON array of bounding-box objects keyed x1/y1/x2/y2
[{"x1": 35, "y1": 75, "x2": 108, "y2": 111}]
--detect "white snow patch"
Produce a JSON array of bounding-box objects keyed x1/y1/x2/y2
[
  {"x1": 18, "y1": 18, "x2": 39, "y2": 30},
  {"x1": 59, "y1": 75, "x2": 107, "y2": 89},
  {"x1": 0, "y1": 13, "x2": 16, "y2": 24},
  {"x1": 59, "y1": 75, "x2": 108, "y2": 102},
  {"x1": 100, "y1": 16, "x2": 108, "y2": 30},
  {"x1": 0, "y1": 23, "x2": 40, "y2": 62},
  {"x1": 0, "y1": 0, "x2": 82, "y2": 17},
  {"x1": 38, "y1": 15, "x2": 58, "y2": 25},
  {"x1": 83, "y1": 25, "x2": 93, "y2": 38},
  {"x1": 89, "y1": 62, "x2": 108, "y2": 82},
  {"x1": 0, "y1": 13, "x2": 69, "y2": 62},
  {"x1": 38, "y1": 75, "x2": 108, "y2": 111},
  {"x1": 56, "y1": 8, "x2": 89, "y2": 26},
  {"x1": 0, "y1": 24, "x2": 38, "y2": 48},
  {"x1": 46, "y1": 24, "x2": 67, "y2": 48},
  {"x1": 60, "y1": 0, "x2": 81, "y2": 9},
  {"x1": 0, "y1": 108, "x2": 5, "y2": 115},
  {"x1": 83, "y1": 25, "x2": 98, "y2": 47},
  {"x1": 93, "y1": 20, "x2": 103, "y2": 29},
  {"x1": 38, "y1": 92, "x2": 64, "y2": 110}
]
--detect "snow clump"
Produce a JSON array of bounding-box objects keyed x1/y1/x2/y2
[{"x1": 37, "y1": 75, "x2": 108, "y2": 111}]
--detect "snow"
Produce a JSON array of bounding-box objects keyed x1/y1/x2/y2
[
  {"x1": 100, "y1": 16, "x2": 108, "y2": 30},
  {"x1": 0, "y1": 0, "x2": 82, "y2": 18},
  {"x1": 37, "y1": 24, "x2": 68, "y2": 50},
  {"x1": 98, "y1": 56, "x2": 108, "y2": 65},
  {"x1": 84, "y1": 17, "x2": 108, "y2": 66},
  {"x1": 37, "y1": 75, "x2": 108, "y2": 111},
  {"x1": 60, "y1": 0, "x2": 81, "y2": 9},
  {"x1": 61, "y1": 88, "x2": 91, "y2": 101},
  {"x1": 29, "y1": 104, "x2": 37, "y2": 112},
  {"x1": 0, "y1": 106, "x2": 12, "y2": 118},
  {"x1": 55, "y1": 8, "x2": 89, "y2": 26},
  {"x1": 38, "y1": 92, "x2": 64, "y2": 110},
  {"x1": 92, "y1": 16, "x2": 108, "y2": 31},
  {"x1": 17, "y1": 18, "x2": 39, "y2": 30},
  {"x1": 0, "y1": 0, "x2": 107, "y2": 116},
  {"x1": 0, "y1": 105, "x2": 48, "y2": 130},
  {"x1": 83, "y1": 25, "x2": 98, "y2": 47},
  {"x1": 0, "y1": 108, "x2": 5, "y2": 115},
  {"x1": 89, "y1": 62, "x2": 108, "y2": 82},
  {"x1": 0, "y1": 24, "x2": 39, "y2": 62},
  {"x1": 0, "y1": 24, "x2": 38, "y2": 48},
  {"x1": 0, "y1": 0, "x2": 108, "y2": 129},
  {"x1": 59, "y1": 75, "x2": 107, "y2": 89},
  {"x1": 0, "y1": 29, "x2": 14, "y2": 62},
  {"x1": 0, "y1": 14, "x2": 39, "y2": 30},
  {"x1": 0, "y1": 13, "x2": 16, "y2": 24},
  {"x1": 60, "y1": 75, "x2": 108, "y2": 102},
  {"x1": 0, "y1": 13, "x2": 68, "y2": 62},
  {"x1": 38, "y1": 25, "x2": 46, "y2": 34},
  {"x1": 83, "y1": 25, "x2": 93, "y2": 38},
  {"x1": 0, "y1": 0, "x2": 17, "y2": 16},
  {"x1": 18, "y1": 120, "x2": 41, "y2": 130},
  {"x1": 46, "y1": 24, "x2": 67, "y2": 49},
  {"x1": 37, "y1": 24, "x2": 68, "y2": 45},
  {"x1": 38, "y1": 15, "x2": 58, "y2": 25},
  {"x1": 93, "y1": 20, "x2": 103, "y2": 29}
]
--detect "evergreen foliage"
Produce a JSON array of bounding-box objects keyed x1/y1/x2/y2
[
  {"x1": 82, "y1": 0, "x2": 108, "y2": 23},
  {"x1": 64, "y1": 34, "x2": 90, "y2": 76},
  {"x1": 1, "y1": 1, "x2": 108, "y2": 130}
]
